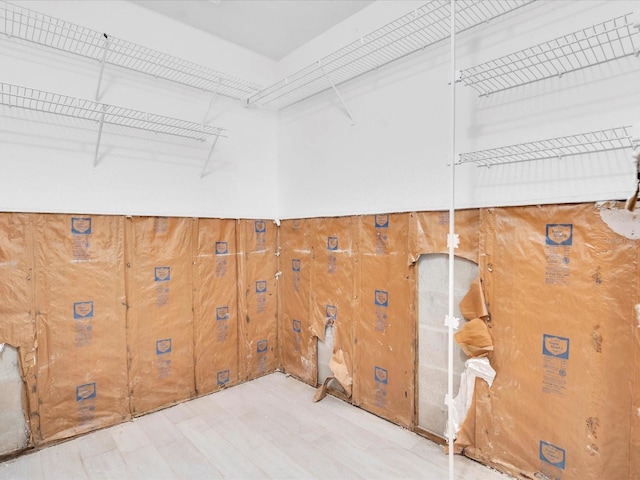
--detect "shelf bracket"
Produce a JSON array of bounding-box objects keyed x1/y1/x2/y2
[
  {"x1": 93, "y1": 105, "x2": 107, "y2": 167},
  {"x1": 319, "y1": 64, "x2": 355, "y2": 126},
  {"x1": 95, "y1": 33, "x2": 110, "y2": 101},
  {"x1": 448, "y1": 69, "x2": 462, "y2": 85},
  {"x1": 200, "y1": 135, "x2": 220, "y2": 178},
  {"x1": 203, "y1": 77, "x2": 221, "y2": 123}
]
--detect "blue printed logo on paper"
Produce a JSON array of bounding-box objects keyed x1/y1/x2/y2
[
  {"x1": 76, "y1": 382, "x2": 96, "y2": 401},
  {"x1": 292, "y1": 259, "x2": 301, "y2": 272},
  {"x1": 156, "y1": 338, "x2": 172, "y2": 355},
  {"x1": 539, "y1": 441, "x2": 566, "y2": 470},
  {"x1": 326, "y1": 305, "x2": 337, "y2": 321},
  {"x1": 255, "y1": 220, "x2": 267, "y2": 233},
  {"x1": 257, "y1": 339, "x2": 268, "y2": 353},
  {"x1": 73, "y1": 301, "x2": 94, "y2": 319},
  {"x1": 542, "y1": 334, "x2": 569, "y2": 360},
  {"x1": 546, "y1": 224, "x2": 573, "y2": 246},
  {"x1": 374, "y1": 290, "x2": 389, "y2": 307},
  {"x1": 327, "y1": 236, "x2": 339, "y2": 251},
  {"x1": 256, "y1": 280, "x2": 267, "y2": 294},
  {"x1": 215, "y1": 242, "x2": 228, "y2": 255},
  {"x1": 292, "y1": 319, "x2": 302, "y2": 333},
  {"x1": 216, "y1": 306, "x2": 229, "y2": 321},
  {"x1": 154, "y1": 267, "x2": 171, "y2": 282},
  {"x1": 374, "y1": 366, "x2": 388, "y2": 385},
  {"x1": 71, "y1": 217, "x2": 92, "y2": 235},
  {"x1": 217, "y1": 370, "x2": 230, "y2": 385},
  {"x1": 375, "y1": 214, "x2": 389, "y2": 229}
]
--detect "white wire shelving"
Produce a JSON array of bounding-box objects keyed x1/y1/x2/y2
[
  {"x1": 0, "y1": 1, "x2": 262, "y2": 100},
  {"x1": 457, "y1": 126, "x2": 639, "y2": 167},
  {"x1": 246, "y1": 0, "x2": 535, "y2": 110},
  {"x1": 460, "y1": 13, "x2": 640, "y2": 96},
  {"x1": 0, "y1": 82, "x2": 225, "y2": 141},
  {"x1": 1, "y1": 81, "x2": 226, "y2": 174}
]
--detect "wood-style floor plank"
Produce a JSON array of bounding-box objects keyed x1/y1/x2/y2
[
  {"x1": 0, "y1": 372, "x2": 514, "y2": 480},
  {"x1": 81, "y1": 449, "x2": 128, "y2": 479}
]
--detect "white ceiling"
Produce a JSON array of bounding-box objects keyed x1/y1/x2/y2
[{"x1": 130, "y1": 0, "x2": 376, "y2": 61}]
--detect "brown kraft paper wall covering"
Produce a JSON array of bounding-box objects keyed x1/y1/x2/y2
[
  {"x1": 0, "y1": 212, "x2": 281, "y2": 454},
  {"x1": 409, "y1": 210, "x2": 479, "y2": 264},
  {"x1": 35, "y1": 214, "x2": 129, "y2": 442},
  {"x1": 353, "y1": 213, "x2": 414, "y2": 427},
  {"x1": 279, "y1": 213, "x2": 417, "y2": 426},
  {"x1": 125, "y1": 217, "x2": 195, "y2": 414},
  {"x1": 633, "y1": 243, "x2": 640, "y2": 480},
  {"x1": 279, "y1": 219, "x2": 316, "y2": 385},
  {"x1": 0, "y1": 214, "x2": 37, "y2": 443},
  {"x1": 280, "y1": 211, "x2": 480, "y2": 428},
  {"x1": 2, "y1": 203, "x2": 638, "y2": 480},
  {"x1": 311, "y1": 216, "x2": 358, "y2": 396},
  {"x1": 237, "y1": 220, "x2": 278, "y2": 381},
  {"x1": 193, "y1": 219, "x2": 239, "y2": 394},
  {"x1": 471, "y1": 204, "x2": 638, "y2": 480}
]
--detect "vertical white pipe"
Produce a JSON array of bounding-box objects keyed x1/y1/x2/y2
[{"x1": 447, "y1": 1, "x2": 456, "y2": 480}]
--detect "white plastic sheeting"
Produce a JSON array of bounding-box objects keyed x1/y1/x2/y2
[
  {"x1": 418, "y1": 253, "x2": 478, "y2": 436},
  {"x1": 446, "y1": 357, "x2": 496, "y2": 439}
]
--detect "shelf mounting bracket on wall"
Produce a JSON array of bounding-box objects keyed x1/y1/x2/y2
[
  {"x1": 93, "y1": 104, "x2": 107, "y2": 167},
  {"x1": 320, "y1": 62, "x2": 355, "y2": 126},
  {"x1": 203, "y1": 77, "x2": 222, "y2": 124},
  {"x1": 200, "y1": 135, "x2": 220, "y2": 178},
  {"x1": 95, "y1": 33, "x2": 110, "y2": 101}
]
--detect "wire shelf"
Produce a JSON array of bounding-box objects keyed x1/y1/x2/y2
[
  {"x1": 0, "y1": 1, "x2": 262, "y2": 100},
  {"x1": 458, "y1": 126, "x2": 638, "y2": 167},
  {"x1": 460, "y1": 13, "x2": 640, "y2": 96},
  {"x1": 247, "y1": 0, "x2": 534, "y2": 109},
  {"x1": 0, "y1": 82, "x2": 226, "y2": 141}
]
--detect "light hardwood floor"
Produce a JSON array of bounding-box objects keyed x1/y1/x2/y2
[{"x1": 0, "y1": 373, "x2": 512, "y2": 479}]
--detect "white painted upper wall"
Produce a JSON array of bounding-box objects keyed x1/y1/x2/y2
[
  {"x1": 277, "y1": 0, "x2": 640, "y2": 218},
  {"x1": 0, "y1": 0, "x2": 279, "y2": 219},
  {"x1": 2, "y1": 0, "x2": 640, "y2": 220}
]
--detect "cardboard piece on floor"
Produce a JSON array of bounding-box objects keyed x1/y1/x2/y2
[
  {"x1": 193, "y1": 219, "x2": 239, "y2": 394},
  {"x1": 35, "y1": 214, "x2": 129, "y2": 442},
  {"x1": 125, "y1": 217, "x2": 195, "y2": 415},
  {"x1": 313, "y1": 376, "x2": 334, "y2": 402}
]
